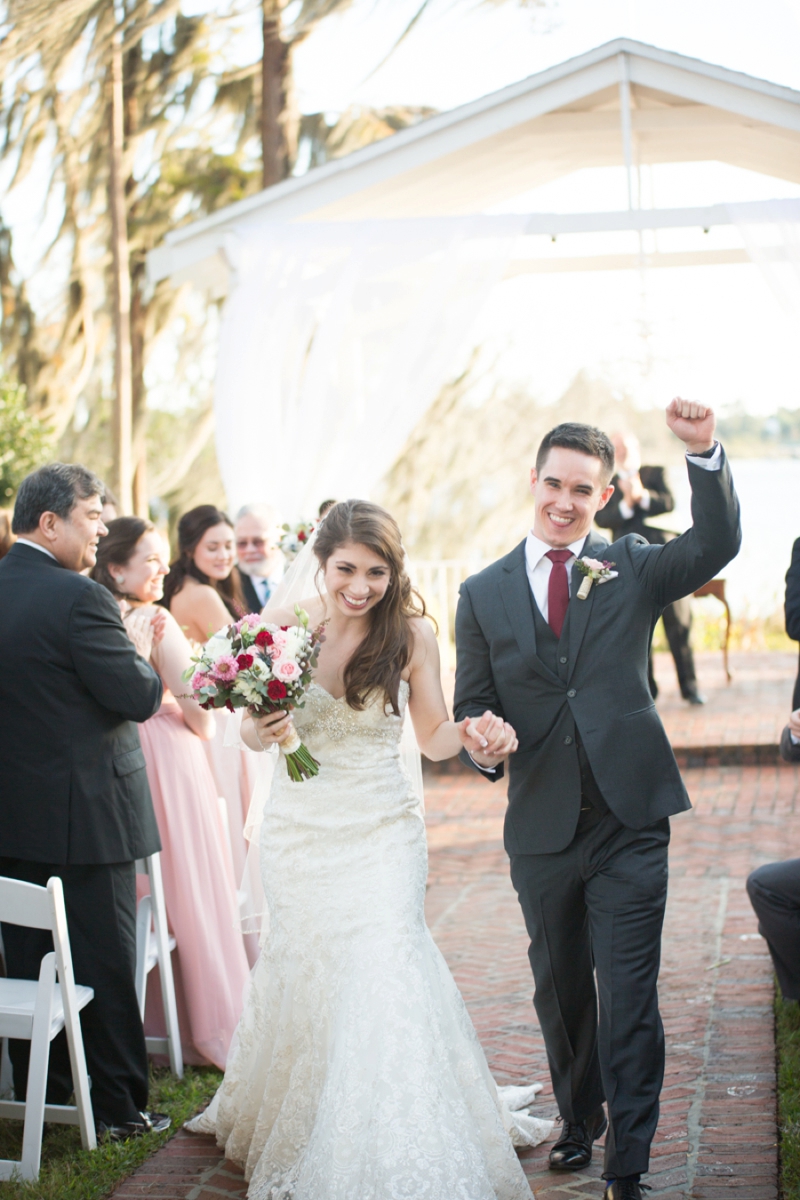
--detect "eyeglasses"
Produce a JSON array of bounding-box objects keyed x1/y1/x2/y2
[{"x1": 236, "y1": 538, "x2": 266, "y2": 550}]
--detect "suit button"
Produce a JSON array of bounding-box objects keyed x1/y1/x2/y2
[
  {"x1": 560, "y1": 656, "x2": 568, "y2": 664},
  {"x1": 567, "y1": 688, "x2": 576, "y2": 698},
  {"x1": 563, "y1": 735, "x2": 573, "y2": 745}
]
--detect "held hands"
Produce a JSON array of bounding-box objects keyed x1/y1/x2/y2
[
  {"x1": 666, "y1": 397, "x2": 716, "y2": 455},
  {"x1": 150, "y1": 608, "x2": 167, "y2": 647},
  {"x1": 459, "y1": 710, "x2": 518, "y2": 768}
]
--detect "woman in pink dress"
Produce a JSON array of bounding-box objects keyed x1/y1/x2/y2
[
  {"x1": 93, "y1": 518, "x2": 250, "y2": 1069},
  {"x1": 161, "y1": 506, "x2": 256, "y2": 928}
]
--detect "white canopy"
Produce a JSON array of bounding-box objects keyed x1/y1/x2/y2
[{"x1": 146, "y1": 39, "x2": 800, "y2": 518}]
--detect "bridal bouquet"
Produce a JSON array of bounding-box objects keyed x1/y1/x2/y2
[
  {"x1": 184, "y1": 606, "x2": 325, "y2": 781},
  {"x1": 279, "y1": 519, "x2": 316, "y2": 561}
]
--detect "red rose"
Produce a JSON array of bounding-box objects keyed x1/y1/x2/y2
[
  {"x1": 268, "y1": 680, "x2": 287, "y2": 700},
  {"x1": 255, "y1": 630, "x2": 273, "y2": 647},
  {"x1": 298, "y1": 530, "x2": 307, "y2": 542},
  {"x1": 237, "y1": 653, "x2": 253, "y2": 669},
  {"x1": 280, "y1": 625, "x2": 291, "y2": 632}
]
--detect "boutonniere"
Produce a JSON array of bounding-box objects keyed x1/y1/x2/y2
[{"x1": 574, "y1": 556, "x2": 618, "y2": 599}]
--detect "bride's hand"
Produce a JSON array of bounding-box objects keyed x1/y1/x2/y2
[
  {"x1": 252, "y1": 709, "x2": 295, "y2": 748},
  {"x1": 459, "y1": 712, "x2": 518, "y2": 765}
]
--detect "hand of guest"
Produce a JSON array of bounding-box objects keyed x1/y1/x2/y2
[
  {"x1": 150, "y1": 608, "x2": 167, "y2": 646},
  {"x1": 788, "y1": 708, "x2": 800, "y2": 741},
  {"x1": 666, "y1": 397, "x2": 716, "y2": 454},
  {"x1": 252, "y1": 708, "x2": 295, "y2": 748},
  {"x1": 459, "y1": 711, "x2": 518, "y2": 767}
]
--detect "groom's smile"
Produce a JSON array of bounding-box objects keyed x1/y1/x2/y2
[{"x1": 530, "y1": 446, "x2": 615, "y2": 549}]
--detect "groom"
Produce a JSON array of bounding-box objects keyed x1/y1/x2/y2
[{"x1": 454, "y1": 400, "x2": 741, "y2": 1200}]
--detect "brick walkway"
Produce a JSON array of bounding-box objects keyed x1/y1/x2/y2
[{"x1": 112, "y1": 658, "x2": 797, "y2": 1199}]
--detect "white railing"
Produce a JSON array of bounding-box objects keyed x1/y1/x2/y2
[{"x1": 407, "y1": 559, "x2": 488, "y2": 672}]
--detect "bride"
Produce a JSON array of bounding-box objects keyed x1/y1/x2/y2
[{"x1": 187, "y1": 500, "x2": 550, "y2": 1198}]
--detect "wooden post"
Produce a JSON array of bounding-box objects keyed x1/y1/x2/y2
[{"x1": 109, "y1": 15, "x2": 133, "y2": 513}]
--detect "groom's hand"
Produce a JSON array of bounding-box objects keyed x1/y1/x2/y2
[
  {"x1": 461, "y1": 711, "x2": 518, "y2": 767},
  {"x1": 666, "y1": 397, "x2": 716, "y2": 454}
]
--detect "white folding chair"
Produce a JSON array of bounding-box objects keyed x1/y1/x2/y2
[
  {"x1": 134, "y1": 855, "x2": 183, "y2": 1079},
  {"x1": 0, "y1": 875, "x2": 96, "y2": 1181}
]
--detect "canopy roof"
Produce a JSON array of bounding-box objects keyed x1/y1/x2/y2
[{"x1": 148, "y1": 37, "x2": 800, "y2": 293}]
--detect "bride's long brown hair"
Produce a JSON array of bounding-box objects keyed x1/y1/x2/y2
[{"x1": 315, "y1": 500, "x2": 431, "y2": 716}]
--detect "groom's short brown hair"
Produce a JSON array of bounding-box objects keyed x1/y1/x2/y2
[{"x1": 536, "y1": 423, "x2": 615, "y2": 484}]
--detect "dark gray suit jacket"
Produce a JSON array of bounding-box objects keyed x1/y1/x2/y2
[
  {"x1": 0, "y1": 542, "x2": 163, "y2": 864},
  {"x1": 454, "y1": 452, "x2": 741, "y2": 856}
]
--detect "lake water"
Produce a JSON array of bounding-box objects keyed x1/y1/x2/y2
[{"x1": 669, "y1": 457, "x2": 799, "y2": 618}]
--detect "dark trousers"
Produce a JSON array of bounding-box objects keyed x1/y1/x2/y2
[
  {"x1": 510, "y1": 813, "x2": 670, "y2": 1179},
  {"x1": 0, "y1": 858, "x2": 149, "y2": 1126},
  {"x1": 747, "y1": 859, "x2": 800, "y2": 1001},
  {"x1": 648, "y1": 596, "x2": 698, "y2": 700}
]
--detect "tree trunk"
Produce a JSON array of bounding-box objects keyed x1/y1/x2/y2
[
  {"x1": 261, "y1": 0, "x2": 296, "y2": 187},
  {"x1": 130, "y1": 272, "x2": 148, "y2": 517},
  {"x1": 108, "y1": 19, "x2": 133, "y2": 513}
]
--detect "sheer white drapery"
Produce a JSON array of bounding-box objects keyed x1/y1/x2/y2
[
  {"x1": 214, "y1": 215, "x2": 527, "y2": 519},
  {"x1": 727, "y1": 199, "x2": 800, "y2": 318}
]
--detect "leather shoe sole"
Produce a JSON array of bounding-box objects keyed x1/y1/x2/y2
[{"x1": 549, "y1": 1108, "x2": 608, "y2": 1171}]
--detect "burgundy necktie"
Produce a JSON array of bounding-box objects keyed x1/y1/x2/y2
[{"x1": 545, "y1": 549, "x2": 572, "y2": 639}]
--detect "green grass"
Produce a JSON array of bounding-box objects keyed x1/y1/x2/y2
[
  {"x1": 776, "y1": 991, "x2": 800, "y2": 1199},
  {"x1": 0, "y1": 1065, "x2": 221, "y2": 1199}
]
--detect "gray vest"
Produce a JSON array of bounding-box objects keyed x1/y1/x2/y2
[{"x1": 529, "y1": 590, "x2": 609, "y2": 826}]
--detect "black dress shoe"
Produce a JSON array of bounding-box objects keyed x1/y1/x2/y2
[
  {"x1": 604, "y1": 1179, "x2": 650, "y2": 1199},
  {"x1": 683, "y1": 690, "x2": 706, "y2": 705},
  {"x1": 549, "y1": 1105, "x2": 607, "y2": 1170},
  {"x1": 96, "y1": 1111, "x2": 171, "y2": 1142}
]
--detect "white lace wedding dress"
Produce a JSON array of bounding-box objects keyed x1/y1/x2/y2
[{"x1": 187, "y1": 680, "x2": 550, "y2": 1199}]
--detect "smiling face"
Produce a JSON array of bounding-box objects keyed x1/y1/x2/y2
[
  {"x1": 322, "y1": 540, "x2": 392, "y2": 619},
  {"x1": 235, "y1": 511, "x2": 282, "y2": 577},
  {"x1": 45, "y1": 494, "x2": 107, "y2": 572},
  {"x1": 192, "y1": 521, "x2": 235, "y2": 581},
  {"x1": 530, "y1": 447, "x2": 615, "y2": 548},
  {"x1": 111, "y1": 530, "x2": 169, "y2": 602}
]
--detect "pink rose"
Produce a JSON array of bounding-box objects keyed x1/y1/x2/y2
[
  {"x1": 211, "y1": 654, "x2": 239, "y2": 683},
  {"x1": 271, "y1": 630, "x2": 288, "y2": 649},
  {"x1": 581, "y1": 557, "x2": 605, "y2": 572},
  {"x1": 273, "y1": 657, "x2": 301, "y2": 683}
]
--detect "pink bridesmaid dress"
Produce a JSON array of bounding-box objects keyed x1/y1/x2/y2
[{"x1": 126, "y1": 607, "x2": 251, "y2": 1069}]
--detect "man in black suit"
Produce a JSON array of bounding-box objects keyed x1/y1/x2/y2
[
  {"x1": 784, "y1": 538, "x2": 800, "y2": 710},
  {"x1": 595, "y1": 432, "x2": 704, "y2": 704},
  {"x1": 234, "y1": 504, "x2": 285, "y2": 613},
  {"x1": 0, "y1": 463, "x2": 168, "y2": 1140},
  {"x1": 746, "y1": 709, "x2": 800, "y2": 1001},
  {"x1": 454, "y1": 401, "x2": 741, "y2": 1200}
]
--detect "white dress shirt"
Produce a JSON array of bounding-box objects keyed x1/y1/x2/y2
[
  {"x1": 15, "y1": 537, "x2": 57, "y2": 562},
  {"x1": 248, "y1": 572, "x2": 283, "y2": 608},
  {"x1": 524, "y1": 533, "x2": 587, "y2": 621}
]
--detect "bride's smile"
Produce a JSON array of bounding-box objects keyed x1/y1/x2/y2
[{"x1": 324, "y1": 540, "x2": 392, "y2": 619}]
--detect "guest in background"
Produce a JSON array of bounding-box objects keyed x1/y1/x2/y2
[
  {"x1": 161, "y1": 505, "x2": 253, "y2": 935},
  {"x1": 101, "y1": 486, "x2": 120, "y2": 525},
  {"x1": 746, "y1": 707, "x2": 800, "y2": 1001},
  {"x1": 234, "y1": 504, "x2": 285, "y2": 614},
  {"x1": 318, "y1": 498, "x2": 337, "y2": 519},
  {"x1": 0, "y1": 508, "x2": 14, "y2": 558},
  {"x1": 161, "y1": 505, "x2": 245, "y2": 640},
  {"x1": 93, "y1": 519, "x2": 250, "y2": 1067},
  {"x1": 0, "y1": 464, "x2": 167, "y2": 1140},
  {"x1": 785, "y1": 538, "x2": 800, "y2": 710},
  {"x1": 595, "y1": 432, "x2": 705, "y2": 705}
]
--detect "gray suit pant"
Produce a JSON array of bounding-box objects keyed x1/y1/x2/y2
[{"x1": 510, "y1": 813, "x2": 670, "y2": 1179}]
